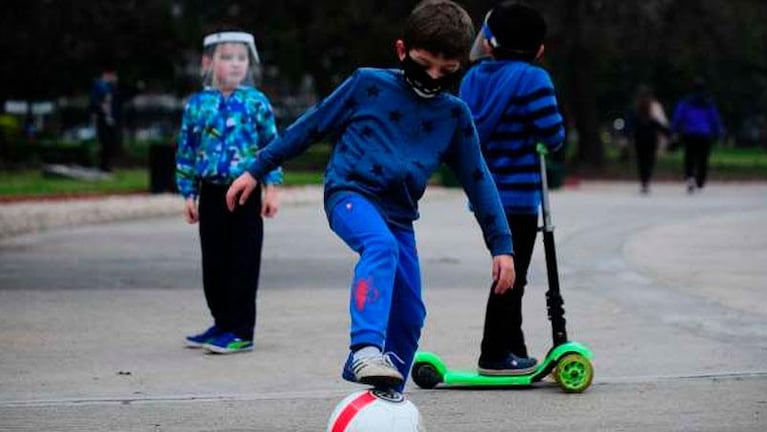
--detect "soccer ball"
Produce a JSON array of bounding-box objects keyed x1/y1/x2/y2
[{"x1": 327, "y1": 389, "x2": 425, "y2": 432}]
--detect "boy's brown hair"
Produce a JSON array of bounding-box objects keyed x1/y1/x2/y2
[{"x1": 403, "y1": 0, "x2": 475, "y2": 60}]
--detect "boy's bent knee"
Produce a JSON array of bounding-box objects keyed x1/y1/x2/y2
[{"x1": 362, "y1": 233, "x2": 399, "y2": 260}]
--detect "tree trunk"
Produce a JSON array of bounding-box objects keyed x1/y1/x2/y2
[{"x1": 564, "y1": 0, "x2": 604, "y2": 172}]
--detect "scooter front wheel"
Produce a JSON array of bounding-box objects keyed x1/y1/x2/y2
[
  {"x1": 411, "y1": 362, "x2": 443, "y2": 389},
  {"x1": 554, "y1": 353, "x2": 593, "y2": 393}
]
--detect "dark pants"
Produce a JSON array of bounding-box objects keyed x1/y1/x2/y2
[
  {"x1": 635, "y1": 140, "x2": 658, "y2": 187},
  {"x1": 480, "y1": 212, "x2": 538, "y2": 361},
  {"x1": 683, "y1": 135, "x2": 713, "y2": 188},
  {"x1": 97, "y1": 124, "x2": 118, "y2": 172},
  {"x1": 198, "y1": 181, "x2": 263, "y2": 341}
]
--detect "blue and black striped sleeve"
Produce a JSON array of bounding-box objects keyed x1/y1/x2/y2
[{"x1": 522, "y1": 68, "x2": 565, "y2": 151}]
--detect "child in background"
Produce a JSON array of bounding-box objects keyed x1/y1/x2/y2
[
  {"x1": 460, "y1": 1, "x2": 565, "y2": 375},
  {"x1": 176, "y1": 31, "x2": 282, "y2": 354}
]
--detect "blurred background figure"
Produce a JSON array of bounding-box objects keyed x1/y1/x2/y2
[
  {"x1": 629, "y1": 85, "x2": 670, "y2": 194},
  {"x1": 90, "y1": 67, "x2": 121, "y2": 172},
  {"x1": 671, "y1": 77, "x2": 724, "y2": 194},
  {"x1": 649, "y1": 89, "x2": 671, "y2": 155}
]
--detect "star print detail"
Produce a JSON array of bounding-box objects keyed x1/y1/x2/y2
[
  {"x1": 371, "y1": 164, "x2": 384, "y2": 176},
  {"x1": 366, "y1": 85, "x2": 381, "y2": 98},
  {"x1": 463, "y1": 123, "x2": 474, "y2": 137},
  {"x1": 472, "y1": 168, "x2": 484, "y2": 181},
  {"x1": 421, "y1": 120, "x2": 434, "y2": 133},
  {"x1": 307, "y1": 127, "x2": 322, "y2": 141},
  {"x1": 389, "y1": 110, "x2": 403, "y2": 123},
  {"x1": 344, "y1": 98, "x2": 358, "y2": 110}
]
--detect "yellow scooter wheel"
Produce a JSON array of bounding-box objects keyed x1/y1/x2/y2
[{"x1": 554, "y1": 353, "x2": 594, "y2": 393}]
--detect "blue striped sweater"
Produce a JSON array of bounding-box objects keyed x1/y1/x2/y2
[{"x1": 460, "y1": 60, "x2": 565, "y2": 214}]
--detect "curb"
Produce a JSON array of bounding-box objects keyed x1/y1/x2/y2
[{"x1": 0, "y1": 186, "x2": 324, "y2": 240}]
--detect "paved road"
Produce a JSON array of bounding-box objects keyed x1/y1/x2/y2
[{"x1": 1, "y1": 182, "x2": 765, "y2": 431}]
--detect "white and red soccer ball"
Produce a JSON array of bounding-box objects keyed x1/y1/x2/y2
[{"x1": 327, "y1": 389, "x2": 424, "y2": 432}]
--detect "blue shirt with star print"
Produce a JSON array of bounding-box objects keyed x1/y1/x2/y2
[
  {"x1": 248, "y1": 68, "x2": 512, "y2": 256},
  {"x1": 176, "y1": 86, "x2": 283, "y2": 199}
]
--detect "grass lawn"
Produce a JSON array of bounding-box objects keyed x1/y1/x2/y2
[
  {"x1": 0, "y1": 169, "x2": 325, "y2": 199},
  {"x1": 0, "y1": 169, "x2": 149, "y2": 197},
  {"x1": 584, "y1": 146, "x2": 767, "y2": 181},
  {"x1": 0, "y1": 146, "x2": 763, "y2": 199}
]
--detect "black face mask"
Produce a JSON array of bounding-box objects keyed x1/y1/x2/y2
[{"x1": 400, "y1": 53, "x2": 458, "y2": 98}]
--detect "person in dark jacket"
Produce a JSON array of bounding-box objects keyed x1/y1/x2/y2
[
  {"x1": 671, "y1": 78, "x2": 724, "y2": 193},
  {"x1": 90, "y1": 68, "x2": 120, "y2": 172},
  {"x1": 630, "y1": 85, "x2": 670, "y2": 194}
]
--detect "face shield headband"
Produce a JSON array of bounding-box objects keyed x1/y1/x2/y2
[
  {"x1": 469, "y1": 12, "x2": 495, "y2": 62},
  {"x1": 201, "y1": 31, "x2": 261, "y2": 89},
  {"x1": 203, "y1": 32, "x2": 260, "y2": 64},
  {"x1": 469, "y1": 12, "x2": 538, "y2": 62}
]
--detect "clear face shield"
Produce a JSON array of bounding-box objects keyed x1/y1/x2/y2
[
  {"x1": 469, "y1": 12, "x2": 495, "y2": 63},
  {"x1": 201, "y1": 31, "x2": 261, "y2": 90}
]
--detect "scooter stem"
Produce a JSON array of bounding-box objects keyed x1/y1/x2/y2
[{"x1": 537, "y1": 143, "x2": 568, "y2": 346}]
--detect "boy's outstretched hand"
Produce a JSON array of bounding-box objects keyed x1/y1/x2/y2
[
  {"x1": 226, "y1": 172, "x2": 259, "y2": 211},
  {"x1": 492, "y1": 255, "x2": 516, "y2": 294}
]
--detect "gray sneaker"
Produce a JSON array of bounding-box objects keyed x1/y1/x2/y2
[{"x1": 345, "y1": 352, "x2": 404, "y2": 388}]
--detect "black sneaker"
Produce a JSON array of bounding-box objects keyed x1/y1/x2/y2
[{"x1": 478, "y1": 353, "x2": 538, "y2": 376}]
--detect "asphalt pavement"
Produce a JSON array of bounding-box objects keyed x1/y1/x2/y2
[{"x1": 1, "y1": 181, "x2": 765, "y2": 431}]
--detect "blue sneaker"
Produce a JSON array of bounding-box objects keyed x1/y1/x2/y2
[
  {"x1": 342, "y1": 351, "x2": 404, "y2": 388},
  {"x1": 185, "y1": 325, "x2": 222, "y2": 348},
  {"x1": 477, "y1": 353, "x2": 538, "y2": 376},
  {"x1": 342, "y1": 352, "x2": 356, "y2": 383},
  {"x1": 203, "y1": 332, "x2": 253, "y2": 354}
]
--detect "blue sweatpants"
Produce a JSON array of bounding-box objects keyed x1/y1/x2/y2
[{"x1": 329, "y1": 193, "x2": 426, "y2": 391}]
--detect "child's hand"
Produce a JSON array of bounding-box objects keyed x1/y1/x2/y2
[
  {"x1": 226, "y1": 172, "x2": 259, "y2": 211},
  {"x1": 183, "y1": 198, "x2": 198, "y2": 224},
  {"x1": 491, "y1": 255, "x2": 515, "y2": 294},
  {"x1": 262, "y1": 185, "x2": 280, "y2": 218}
]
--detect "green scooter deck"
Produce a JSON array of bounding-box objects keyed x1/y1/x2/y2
[
  {"x1": 412, "y1": 341, "x2": 594, "y2": 392},
  {"x1": 412, "y1": 148, "x2": 595, "y2": 393}
]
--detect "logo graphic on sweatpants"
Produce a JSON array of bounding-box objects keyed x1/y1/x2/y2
[{"x1": 354, "y1": 278, "x2": 380, "y2": 311}]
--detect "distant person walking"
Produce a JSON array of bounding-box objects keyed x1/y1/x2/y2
[
  {"x1": 671, "y1": 78, "x2": 724, "y2": 193},
  {"x1": 90, "y1": 68, "x2": 120, "y2": 172},
  {"x1": 630, "y1": 86, "x2": 670, "y2": 194}
]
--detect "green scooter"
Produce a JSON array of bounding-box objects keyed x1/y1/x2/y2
[{"x1": 411, "y1": 144, "x2": 594, "y2": 393}]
